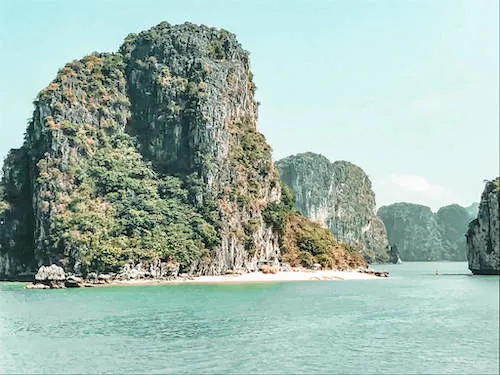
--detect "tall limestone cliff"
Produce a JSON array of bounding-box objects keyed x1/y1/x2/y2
[
  {"x1": 276, "y1": 153, "x2": 389, "y2": 263},
  {"x1": 466, "y1": 179, "x2": 499, "y2": 275},
  {"x1": 378, "y1": 202, "x2": 478, "y2": 261},
  {"x1": 0, "y1": 22, "x2": 366, "y2": 280}
]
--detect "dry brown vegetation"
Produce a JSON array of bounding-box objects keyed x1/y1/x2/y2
[{"x1": 281, "y1": 212, "x2": 366, "y2": 270}]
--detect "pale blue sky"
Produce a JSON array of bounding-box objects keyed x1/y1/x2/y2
[{"x1": 0, "y1": 0, "x2": 498, "y2": 210}]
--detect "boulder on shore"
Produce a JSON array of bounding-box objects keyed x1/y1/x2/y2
[
  {"x1": 34, "y1": 264, "x2": 66, "y2": 281},
  {"x1": 30, "y1": 264, "x2": 67, "y2": 288}
]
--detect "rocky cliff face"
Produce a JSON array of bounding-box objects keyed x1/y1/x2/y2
[
  {"x1": 378, "y1": 202, "x2": 478, "y2": 261},
  {"x1": 466, "y1": 179, "x2": 499, "y2": 275},
  {"x1": 0, "y1": 23, "x2": 366, "y2": 280},
  {"x1": 276, "y1": 153, "x2": 389, "y2": 263}
]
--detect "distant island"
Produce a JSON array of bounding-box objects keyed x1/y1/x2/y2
[
  {"x1": 0, "y1": 22, "x2": 377, "y2": 287},
  {"x1": 378, "y1": 202, "x2": 479, "y2": 261}
]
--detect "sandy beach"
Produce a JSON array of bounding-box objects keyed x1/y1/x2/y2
[
  {"x1": 24, "y1": 268, "x2": 388, "y2": 289},
  {"x1": 109, "y1": 270, "x2": 382, "y2": 286}
]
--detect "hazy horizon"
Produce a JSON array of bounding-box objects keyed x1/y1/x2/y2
[{"x1": 1, "y1": 0, "x2": 498, "y2": 211}]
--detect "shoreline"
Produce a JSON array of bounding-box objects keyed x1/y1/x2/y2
[
  {"x1": 105, "y1": 269, "x2": 383, "y2": 287},
  {"x1": 21, "y1": 268, "x2": 389, "y2": 289}
]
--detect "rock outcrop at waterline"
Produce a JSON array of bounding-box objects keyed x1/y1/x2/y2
[
  {"x1": 0, "y1": 22, "x2": 367, "y2": 281},
  {"x1": 377, "y1": 202, "x2": 479, "y2": 261},
  {"x1": 276, "y1": 153, "x2": 390, "y2": 263},
  {"x1": 388, "y1": 245, "x2": 402, "y2": 264},
  {"x1": 466, "y1": 179, "x2": 499, "y2": 275}
]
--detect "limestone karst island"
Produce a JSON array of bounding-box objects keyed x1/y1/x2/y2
[
  {"x1": 1, "y1": 23, "x2": 372, "y2": 287},
  {"x1": 0, "y1": 5, "x2": 498, "y2": 374}
]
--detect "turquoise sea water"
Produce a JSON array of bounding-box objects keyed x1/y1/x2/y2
[{"x1": 0, "y1": 262, "x2": 498, "y2": 374}]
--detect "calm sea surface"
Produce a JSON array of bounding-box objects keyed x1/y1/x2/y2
[{"x1": 0, "y1": 262, "x2": 498, "y2": 374}]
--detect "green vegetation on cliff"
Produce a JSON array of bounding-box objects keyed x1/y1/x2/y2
[
  {"x1": 24, "y1": 50, "x2": 220, "y2": 274},
  {"x1": 281, "y1": 213, "x2": 366, "y2": 269},
  {"x1": 45, "y1": 134, "x2": 218, "y2": 274}
]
